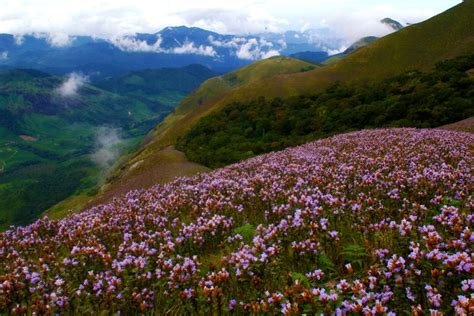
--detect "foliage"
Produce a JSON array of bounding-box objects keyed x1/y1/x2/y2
[
  {"x1": 232, "y1": 224, "x2": 256, "y2": 244},
  {"x1": 177, "y1": 54, "x2": 474, "y2": 168}
]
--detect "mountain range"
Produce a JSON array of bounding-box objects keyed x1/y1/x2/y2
[
  {"x1": 1, "y1": 0, "x2": 472, "y2": 229},
  {"x1": 0, "y1": 27, "x2": 339, "y2": 77},
  {"x1": 68, "y1": 0, "x2": 474, "y2": 216},
  {"x1": 0, "y1": 1, "x2": 473, "y2": 313},
  {"x1": 0, "y1": 18, "x2": 405, "y2": 78}
]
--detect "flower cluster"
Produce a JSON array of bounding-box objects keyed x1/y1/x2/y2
[{"x1": 0, "y1": 128, "x2": 472, "y2": 314}]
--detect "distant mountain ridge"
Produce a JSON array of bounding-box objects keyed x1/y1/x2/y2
[{"x1": 0, "y1": 27, "x2": 343, "y2": 77}]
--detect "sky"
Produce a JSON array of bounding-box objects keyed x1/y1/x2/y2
[{"x1": 0, "y1": 0, "x2": 462, "y2": 42}]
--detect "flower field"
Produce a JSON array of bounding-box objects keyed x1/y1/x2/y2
[{"x1": 0, "y1": 128, "x2": 473, "y2": 314}]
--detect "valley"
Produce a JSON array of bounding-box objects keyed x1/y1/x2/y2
[{"x1": 0, "y1": 66, "x2": 215, "y2": 229}]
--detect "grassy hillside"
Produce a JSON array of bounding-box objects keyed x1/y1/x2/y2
[
  {"x1": 74, "y1": 0, "x2": 474, "y2": 210},
  {"x1": 177, "y1": 54, "x2": 474, "y2": 168},
  {"x1": 76, "y1": 57, "x2": 316, "y2": 207}
]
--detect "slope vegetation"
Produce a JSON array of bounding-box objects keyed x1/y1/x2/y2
[{"x1": 177, "y1": 54, "x2": 474, "y2": 168}]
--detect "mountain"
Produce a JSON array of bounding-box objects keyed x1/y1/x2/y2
[
  {"x1": 321, "y1": 36, "x2": 379, "y2": 66},
  {"x1": 323, "y1": 18, "x2": 404, "y2": 66},
  {"x1": 342, "y1": 36, "x2": 379, "y2": 54},
  {"x1": 0, "y1": 27, "x2": 337, "y2": 77},
  {"x1": 73, "y1": 0, "x2": 474, "y2": 211},
  {"x1": 182, "y1": 0, "x2": 474, "y2": 105},
  {"x1": 0, "y1": 65, "x2": 215, "y2": 230},
  {"x1": 96, "y1": 64, "x2": 216, "y2": 108},
  {"x1": 381, "y1": 17, "x2": 405, "y2": 31}
]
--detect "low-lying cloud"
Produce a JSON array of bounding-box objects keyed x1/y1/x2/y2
[
  {"x1": 172, "y1": 41, "x2": 217, "y2": 56},
  {"x1": 234, "y1": 38, "x2": 280, "y2": 60},
  {"x1": 110, "y1": 35, "x2": 164, "y2": 52},
  {"x1": 91, "y1": 127, "x2": 124, "y2": 170},
  {"x1": 34, "y1": 32, "x2": 75, "y2": 47},
  {"x1": 56, "y1": 72, "x2": 89, "y2": 97},
  {"x1": 109, "y1": 34, "x2": 217, "y2": 56},
  {"x1": 0, "y1": 0, "x2": 459, "y2": 44}
]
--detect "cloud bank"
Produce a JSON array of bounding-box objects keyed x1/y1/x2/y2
[
  {"x1": 33, "y1": 32, "x2": 75, "y2": 47},
  {"x1": 234, "y1": 38, "x2": 280, "y2": 60},
  {"x1": 56, "y1": 72, "x2": 89, "y2": 97},
  {"x1": 110, "y1": 35, "x2": 217, "y2": 56},
  {"x1": 0, "y1": 0, "x2": 460, "y2": 41}
]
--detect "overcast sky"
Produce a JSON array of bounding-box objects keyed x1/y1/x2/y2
[{"x1": 0, "y1": 0, "x2": 462, "y2": 40}]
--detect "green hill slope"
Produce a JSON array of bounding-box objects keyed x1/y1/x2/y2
[
  {"x1": 0, "y1": 65, "x2": 215, "y2": 229},
  {"x1": 73, "y1": 57, "x2": 316, "y2": 207},
  {"x1": 96, "y1": 64, "x2": 216, "y2": 108},
  {"x1": 161, "y1": 0, "x2": 474, "y2": 149},
  {"x1": 177, "y1": 54, "x2": 474, "y2": 168},
  {"x1": 67, "y1": 0, "x2": 474, "y2": 211}
]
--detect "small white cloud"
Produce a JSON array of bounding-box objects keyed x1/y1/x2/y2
[
  {"x1": 91, "y1": 127, "x2": 123, "y2": 170},
  {"x1": 0, "y1": 51, "x2": 8, "y2": 61},
  {"x1": 110, "y1": 34, "x2": 163, "y2": 52},
  {"x1": 208, "y1": 35, "x2": 244, "y2": 48},
  {"x1": 46, "y1": 33, "x2": 75, "y2": 47},
  {"x1": 14, "y1": 34, "x2": 24, "y2": 45},
  {"x1": 235, "y1": 37, "x2": 281, "y2": 60},
  {"x1": 56, "y1": 72, "x2": 89, "y2": 97},
  {"x1": 172, "y1": 41, "x2": 217, "y2": 56},
  {"x1": 261, "y1": 50, "x2": 280, "y2": 59},
  {"x1": 32, "y1": 32, "x2": 75, "y2": 47},
  {"x1": 277, "y1": 39, "x2": 287, "y2": 49}
]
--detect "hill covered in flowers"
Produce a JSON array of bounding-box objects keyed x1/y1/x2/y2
[{"x1": 0, "y1": 128, "x2": 473, "y2": 314}]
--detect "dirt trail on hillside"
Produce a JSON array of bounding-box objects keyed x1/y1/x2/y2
[{"x1": 86, "y1": 146, "x2": 210, "y2": 208}]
